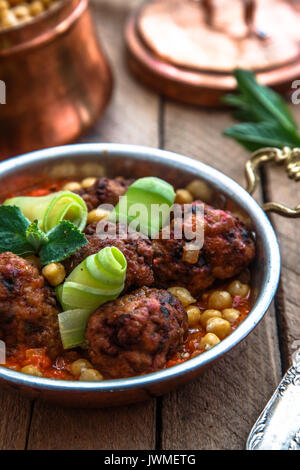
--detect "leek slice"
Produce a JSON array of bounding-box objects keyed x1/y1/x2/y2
[
  {"x1": 4, "y1": 191, "x2": 87, "y2": 232},
  {"x1": 57, "y1": 246, "x2": 127, "y2": 348},
  {"x1": 111, "y1": 177, "x2": 175, "y2": 237},
  {"x1": 58, "y1": 309, "x2": 92, "y2": 349}
]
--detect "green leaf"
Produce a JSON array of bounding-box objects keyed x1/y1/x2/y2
[
  {"x1": 222, "y1": 93, "x2": 272, "y2": 122},
  {"x1": 39, "y1": 220, "x2": 88, "y2": 265},
  {"x1": 224, "y1": 121, "x2": 300, "y2": 152},
  {"x1": 0, "y1": 205, "x2": 34, "y2": 256},
  {"x1": 233, "y1": 69, "x2": 298, "y2": 132},
  {"x1": 26, "y1": 220, "x2": 49, "y2": 252}
]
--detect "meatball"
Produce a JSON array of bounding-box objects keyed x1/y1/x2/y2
[
  {"x1": 75, "y1": 177, "x2": 133, "y2": 211},
  {"x1": 152, "y1": 202, "x2": 255, "y2": 297},
  {"x1": 85, "y1": 287, "x2": 188, "y2": 378},
  {"x1": 0, "y1": 252, "x2": 62, "y2": 358},
  {"x1": 63, "y1": 223, "x2": 155, "y2": 293}
]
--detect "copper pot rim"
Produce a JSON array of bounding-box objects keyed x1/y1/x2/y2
[
  {"x1": 0, "y1": 143, "x2": 281, "y2": 395},
  {"x1": 0, "y1": 0, "x2": 87, "y2": 56}
]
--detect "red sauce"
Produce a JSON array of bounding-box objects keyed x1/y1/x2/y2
[{"x1": 4, "y1": 347, "x2": 81, "y2": 380}]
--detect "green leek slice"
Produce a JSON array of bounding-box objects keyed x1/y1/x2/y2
[
  {"x1": 57, "y1": 246, "x2": 127, "y2": 348},
  {"x1": 4, "y1": 191, "x2": 87, "y2": 232},
  {"x1": 111, "y1": 177, "x2": 175, "y2": 237},
  {"x1": 58, "y1": 309, "x2": 92, "y2": 350}
]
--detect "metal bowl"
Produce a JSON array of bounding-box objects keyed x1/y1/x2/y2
[{"x1": 0, "y1": 143, "x2": 280, "y2": 407}]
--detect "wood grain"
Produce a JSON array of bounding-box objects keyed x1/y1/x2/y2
[
  {"x1": 27, "y1": 0, "x2": 158, "y2": 450},
  {"x1": 0, "y1": 391, "x2": 31, "y2": 450},
  {"x1": 159, "y1": 102, "x2": 282, "y2": 449}
]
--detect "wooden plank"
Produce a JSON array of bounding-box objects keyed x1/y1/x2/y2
[
  {"x1": 26, "y1": 0, "x2": 158, "y2": 450},
  {"x1": 262, "y1": 104, "x2": 300, "y2": 370},
  {"x1": 0, "y1": 391, "x2": 31, "y2": 450},
  {"x1": 160, "y1": 101, "x2": 282, "y2": 449},
  {"x1": 27, "y1": 401, "x2": 155, "y2": 450}
]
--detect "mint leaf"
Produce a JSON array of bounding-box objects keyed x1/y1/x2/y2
[
  {"x1": 224, "y1": 121, "x2": 300, "y2": 152},
  {"x1": 0, "y1": 205, "x2": 34, "y2": 256},
  {"x1": 0, "y1": 206, "x2": 88, "y2": 264},
  {"x1": 26, "y1": 220, "x2": 49, "y2": 252},
  {"x1": 39, "y1": 220, "x2": 87, "y2": 265}
]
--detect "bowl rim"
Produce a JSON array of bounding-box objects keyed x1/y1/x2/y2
[{"x1": 0, "y1": 143, "x2": 281, "y2": 392}]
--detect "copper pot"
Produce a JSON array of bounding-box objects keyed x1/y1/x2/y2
[{"x1": 0, "y1": 0, "x2": 113, "y2": 159}]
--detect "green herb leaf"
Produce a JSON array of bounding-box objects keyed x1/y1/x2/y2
[
  {"x1": 223, "y1": 68, "x2": 300, "y2": 151},
  {"x1": 0, "y1": 205, "x2": 34, "y2": 256},
  {"x1": 233, "y1": 69, "x2": 297, "y2": 132},
  {"x1": 0, "y1": 205, "x2": 88, "y2": 263},
  {"x1": 39, "y1": 220, "x2": 88, "y2": 265},
  {"x1": 222, "y1": 93, "x2": 272, "y2": 122},
  {"x1": 26, "y1": 220, "x2": 49, "y2": 252},
  {"x1": 224, "y1": 121, "x2": 300, "y2": 152}
]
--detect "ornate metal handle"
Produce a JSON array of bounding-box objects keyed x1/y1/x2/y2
[{"x1": 245, "y1": 147, "x2": 300, "y2": 218}]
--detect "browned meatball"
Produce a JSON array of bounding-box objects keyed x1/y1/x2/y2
[
  {"x1": 64, "y1": 223, "x2": 155, "y2": 293},
  {"x1": 75, "y1": 177, "x2": 133, "y2": 210},
  {"x1": 152, "y1": 202, "x2": 255, "y2": 297},
  {"x1": 0, "y1": 252, "x2": 62, "y2": 358},
  {"x1": 85, "y1": 287, "x2": 188, "y2": 378}
]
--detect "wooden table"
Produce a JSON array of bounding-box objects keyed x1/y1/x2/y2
[{"x1": 0, "y1": 0, "x2": 299, "y2": 450}]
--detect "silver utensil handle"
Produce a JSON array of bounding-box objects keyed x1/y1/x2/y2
[{"x1": 246, "y1": 348, "x2": 300, "y2": 450}]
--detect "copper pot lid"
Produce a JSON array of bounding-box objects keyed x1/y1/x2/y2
[
  {"x1": 125, "y1": 0, "x2": 300, "y2": 106},
  {"x1": 138, "y1": 0, "x2": 300, "y2": 73}
]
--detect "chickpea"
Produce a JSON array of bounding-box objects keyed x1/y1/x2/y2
[
  {"x1": 185, "y1": 180, "x2": 213, "y2": 202},
  {"x1": 81, "y1": 177, "x2": 97, "y2": 188},
  {"x1": 29, "y1": 1, "x2": 44, "y2": 16},
  {"x1": 71, "y1": 359, "x2": 93, "y2": 377},
  {"x1": 21, "y1": 365, "x2": 43, "y2": 377},
  {"x1": 79, "y1": 368, "x2": 104, "y2": 381},
  {"x1": 62, "y1": 181, "x2": 82, "y2": 191},
  {"x1": 186, "y1": 305, "x2": 201, "y2": 327},
  {"x1": 222, "y1": 308, "x2": 240, "y2": 324},
  {"x1": 174, "y1": 189, "x2": 193, "y2": 204},
  {"x1": 0, "y1": 10, "x2": 18, "y2": 27},
  {"x1": 87, "y1": 208, "x2": 110, "y2": 225},
  {"x1": 200, "y1": 309, "x2": 222, "y2": 327},
  {"x1": 200, "y1": 333, "x2": 220, "y2": 351},
  {"x1": 206, "y1": 317, "x2": 231, "y2": 340},
  {"x1": 13, "y1": 5, "x2": 29, "y2": 18},
  {"x1": 42, "y1": 262, "x2": 66, "y2": 287},
  {"x1": 167, "y1": 287, "x2": 196, "y2": 307},
  {"x1": 228, "y1": 280, "x2": 250, "y2": 299},
  {"x1": 208, "y1": 291, "x2": 232, "y2": 310}
]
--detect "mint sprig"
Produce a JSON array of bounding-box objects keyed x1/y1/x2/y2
[
  {"x1": 223, "y1": 69, "x2": 300, "y2": 151},
  {"x1": 39, "y1": 221, "x2": 87, "y2": 265},
  {"x1": 0, "y1": 205, "x2": 87, "y2": 265}
]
